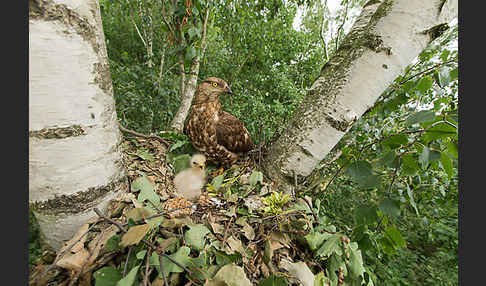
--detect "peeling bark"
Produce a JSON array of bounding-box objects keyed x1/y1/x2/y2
[
  {"x1": 29, "y1": 0, "x2": 126, "y2": 250},
  {"x1": 262, "y1": 0, "x2": 458, "y2": 192}
]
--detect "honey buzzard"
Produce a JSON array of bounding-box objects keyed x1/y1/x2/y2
[{"x1": 183, "y1": 77, "x2": 254, "y2": 167}]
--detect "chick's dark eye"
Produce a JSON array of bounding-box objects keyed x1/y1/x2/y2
[{"x1": 212, "y1": 82, "x2": 218, "y2": 87}]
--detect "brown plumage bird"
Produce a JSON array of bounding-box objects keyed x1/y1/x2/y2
[
  {"x1": 184, "y1": 77, "x2": 254, "y2": 167},
  {"x1": 173, "y1": 154, "x2": 207, "y2": 201}
]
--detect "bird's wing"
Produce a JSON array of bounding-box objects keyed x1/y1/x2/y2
[
  {"x1": 185, "y1": 107, "x2": 239, "y2": 166},
  {"x1": 216, "y1": 111, "x2": 254, "y2": 152}
]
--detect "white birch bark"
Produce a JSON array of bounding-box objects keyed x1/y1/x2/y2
[
  {"x1": 29, "y1": 0, "x2": 126, "y2": 250},
  {"x1": 170, "y1": 8, "x2": 211, "y2": 132},
  {"x1": 263, "y1": 0, "x2": 458, "y2": 191}
]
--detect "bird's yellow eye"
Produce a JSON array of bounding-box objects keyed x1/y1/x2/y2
[{"x1": 212, "y1": 82, "x2": 218, "y2": 87}]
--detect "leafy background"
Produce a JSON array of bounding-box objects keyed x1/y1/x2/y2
[{"x1": 29, "y1": 0, "x2": 458, "y2": 285}]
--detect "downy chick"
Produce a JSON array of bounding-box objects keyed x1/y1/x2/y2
[{"x1": 173, "y1": 154, "x2": 207, "y2": 201}]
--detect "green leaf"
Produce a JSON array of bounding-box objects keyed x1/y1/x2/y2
[
  {"x1": 346, "y1": 247, "x2": 366, "y2": 281},
  {"x1": 136, "y1": 180, "x2": 160, "y2": 207},
  {"x1": 405, "y1": 110, "x2": 435, "y2": 126},
  {"x1": 346, "y1": 161, "x2": 372, "y2": 179},
  {"x1": 105, "y1": 235, "x2": 121, "y2": 252},
  {"x1": 259, "y1": 275, "x2": 289, "y2": 286},
  {"x1": 169, "y1": 140, "x2": 188, "y2": 152},
  {"x1": 354, "y1": 205, "x2": 378, "y2": 226},
  {"x1": 136, "y1": 250, "x2": 147, "y2": 260},
  {"x1": 357, "y1": 233, "x2": 373, "y2": 252},
  {"x1": 314, "y1": 272, "x2": 330, "y2": 286},
  {"x1": 377, "y1": 151, "x2": 397, "y2": 168},
  {"x1": 171, "y1": 154, "x2": 191, "y2": 174},
  {"x1": 378, "y1": 198, "x2": 400, "y2": 218},
  {"x1": 419, "y1": 146, "x2": 430, "y2": 169},
  {"x1": 131, "y1": 175, "x2": 153, "y2": 193},
  {"x1": 424, "y1": 123, "x2": 457, "y2": 142},
  {"x1": 385, "y1": 226, "x2": 406, "y2": 248},
  {"x1": 116, "y1": 264, "x2": 140, "y2": 286},
  {"x1": 440, "y1": 152, "x2": 454, "y2": 178},
  {"x1": 450, "y1": 67, "x2": 458, "y2": 81},
  {"x1": 315, "y1": 234, "x2": 342, "y2": 257},
  {"x1": 305, "y1": 230, "x2": 332, "y2": 251},
  {"x1": 415, "y1": 76, "x2": 433, "y2": 94},
  {"x1": 211, "y1": 175, "x2": 225, "y2": 191},
  {"x1": 438, "y1": 67, "x2": 451, "y2": 87},
  {"x1": 249, "y1": 171, "x2": 264, "y2": 186},
  {"x1": 94, "y1": 266, "x2": 122, "y2": 286},
  {"x1": 184, "y1": 224, "x2": 210, "y2": 251},
  {"x1": 379, "y1": 237, "x2": 396, "y2": 255},
  {"x1": 347, "y1": 161, "x2": 380, "y2": 188},
  {"x1": 185, "y1": 46, "x2": 197, "y2": 61},
  {"x1": 400, "y1": 154, "x2": 419, "y2": 176},
  {"x1": 382, "y1": 134, "x2": 408, "y2": 149},
  {"x1": 359, "y1": 175, "x2": 381, "y2": 189},
  {"x1": 446, "y1": 141, "x2": 458, "y2": 158},
  {"x1": 151, "y1": 247, "x2": 191, "y2": 278}
]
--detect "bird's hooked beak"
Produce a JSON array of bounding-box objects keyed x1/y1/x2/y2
[{"x1": 196, "y1": 162, "x2": 205, "y2": 170}]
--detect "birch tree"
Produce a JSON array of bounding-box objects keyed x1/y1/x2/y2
[
  {"x1": 262, "y1": 0, "x2": 458, "y2": 191},
  {"x1": 29, "y1": 0, "x2": 126, "y2": 250},
  {"x1": 168, "y1": 2, "x2": 211, "y2": 132}
]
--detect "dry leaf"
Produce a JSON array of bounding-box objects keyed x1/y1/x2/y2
[
  {"x1": 120, "y1": 224, "x2": 152, "y2": 247},
  {"x1": 126, "y1": 207, "x2": 153, "y2": 222},
  {"x1": 161, "y1": 217, "x2": 193, "y2": 228},
  {"x1": 58, "y1": 223, "x2": 89, "y2": 255},
  {"x1": 57, "y1": 248, "x2": 90, "y2": 272},
  {"x1": 224, "y1": 236, "x2": 244, "y2": 255},
  {"x1": 242, "y1": 224, "x2": 255, "y2": 241},
  {"x1": 280, "y1": 259, "x2": 315, "y2": 286},
  {"x1": 209, "y1": 222, "x2": 225, "y2": 235},
  {"x1": 87, "y1": 225, "x2": 119, "y2": 265}
]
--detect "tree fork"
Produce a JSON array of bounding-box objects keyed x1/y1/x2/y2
[{"x1": 262, "y1": 0, "x2": 458, "y2": 192}]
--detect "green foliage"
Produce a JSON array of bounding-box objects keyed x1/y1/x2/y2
[
  {"x1": 261, "y1": 191, "x2": 291, "y2": 215},
  {"x1": 307, "y1": 19, "x2": 458, "y2": 285},
  {"x1": 96, "y1": 0, "x2": 458, "y2": 285}
]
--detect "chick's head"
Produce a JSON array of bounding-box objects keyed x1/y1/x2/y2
[{"x1": 190, "y1": 154, "x2": 206, "y2": 170}]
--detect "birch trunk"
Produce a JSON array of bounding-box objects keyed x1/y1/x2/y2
[
  {"x1": 29, "y1": 0, "x2": 127, "y2": 250},
  {"x1": 170, "y1": 8, "x2": 210, "y2": 132},
  {"x1": 262, "y1": 0, "x2": 458, "y2": 192}
]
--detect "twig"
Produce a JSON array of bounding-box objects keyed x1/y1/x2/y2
[
  {"x1": 68, "y1": 226, "x2": 106, "y2": 286},
  {"x1": 81, "y1": 252, "x2": 118, "y2": 275},
  {"x1": 123, "y1": 205, "x2": 194, "y2": 227},
  {"x1": 123, "y1": 246, "x2": 133, "y2": 277},
  {"x1": 29, "y1": 219, "x2": 101, "y2": 284},
  {"x1": 132, "y1": 19, "x2": 148, "y2": 48},
  {"x1": 302, "y1": 196, "x2": 319, "y2": 224},
  {"x1": 221, "y1": 217, "x2": 233, "y2": 248},
  {"x1": 119, "y1": 125, "x2": 169, "y2": 147},
  {"x1": 143, "y1": 249, "x2": 151, "y2": 286},
  {"x1": 159, "y1": 254, "x2": 169, "y2": 286},
  {"x1": 93, "y1": 208, "x2": 191, "y2": 274}
]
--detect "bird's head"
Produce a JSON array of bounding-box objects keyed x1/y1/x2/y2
[
  {"x1": 190, "y1": 154, "x2": 206, "y2": 170},
  {"x1": 197, "y1": 77, "x2": 232, "y2": 102}
]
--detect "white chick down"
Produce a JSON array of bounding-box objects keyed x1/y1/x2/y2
[{"x1": 173, "y1": 154, "x2": 207, "y2": 201}]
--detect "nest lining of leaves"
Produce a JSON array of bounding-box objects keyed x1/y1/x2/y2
[{"x1": 29, "y1": 133, "x2": 369, "y2": 286}]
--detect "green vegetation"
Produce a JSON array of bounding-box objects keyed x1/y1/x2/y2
[{"x1": 29, "y1": 0, "x2": 458, "y2": 285}]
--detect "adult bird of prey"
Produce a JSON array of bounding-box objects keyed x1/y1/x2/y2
[{"x1": 183, "y1": 77, "x2": 254, "y2": 167}]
